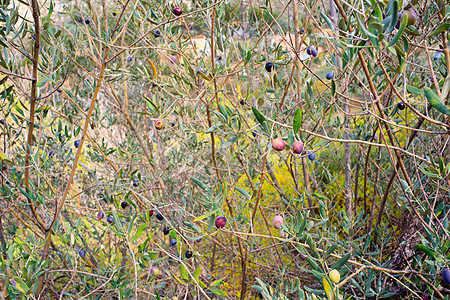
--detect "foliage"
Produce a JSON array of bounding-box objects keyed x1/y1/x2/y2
[{"x1": 0, "y1": 0, "x2": 449, "y2": 298}]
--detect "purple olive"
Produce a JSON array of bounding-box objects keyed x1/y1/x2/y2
[
  {"x1": 163, "y1": 227, "x2": 170, "y2": 235},
  {"x1": 292, "y1": 141, "x2": 304, "y2": 154},
  {"x1": 215, "y1": 216, "x2": 227, "y2": 229},
  {"x1": 265, "y1": 62, "x2": 273, "y2": 72},
  {"x1": 271, "y1": 138, "x2": 285, "y2": 151},
  {"x1": 443, "y1": 268, "x2": 450, "y2": 284},
  {"x1": 172, "y1": 7, "x2": 182, "y2": 16},
  {"x1": 96, "y1": 212, "x2": 104, "y2": 220},
  {"x1": 397, "y1": 102, "x2": 406, "y2": 110}
]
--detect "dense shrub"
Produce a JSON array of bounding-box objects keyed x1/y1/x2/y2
[{"x1": 0, "y1": 0, "x2": 449, "y2": 299}]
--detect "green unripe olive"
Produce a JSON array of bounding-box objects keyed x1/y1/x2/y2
[
  {"x1": 329, "y1": 269, "x2": 340, "y2": 283},
  {"x1": 403, "y1": 9, "x2": 418, "y2": 26}
]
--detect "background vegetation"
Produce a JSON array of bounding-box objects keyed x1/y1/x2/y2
[{"x1": 0, "y1": 0, "x2": 449, "y2": 298}]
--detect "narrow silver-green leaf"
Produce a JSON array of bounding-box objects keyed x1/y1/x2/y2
[
  {"x1": 131, "y1": 224, "x2": 147, "y2": 242},
  {"x1": 183, "y1": 220, "x2": 201, "y2": 233},
  {"x1": 406, "y1": 85, "x2": 424, "y2": 95},
  {"x1": 356, "y1": 15, "x2": 378, "y2": 39},
  {"x1": 235, "y1": 187, "x2": 251, "y2": 199},
  {"x1": 190, "y1": 177, "x2": 210, "y2": 193},
  {"x1": 386, "y1": 0, "x2": 399, "y2": 33},
  {"x1": 293, "y1": 108, "x2": 302, "y2": 133},
  {"x1": 429, "y1": 23, "x2": 450, "y2": 37},
  {"x1": 320, "y1": 12, "x2": 334, "y2": 32},
  {"x1": 387, "y1": 14, "x2": 408, "y2": 47},
  {"x1": 220, "y1": 135, "x2": 237, "y2": 149},
  {"x1": 251, "y1": 106, "x2": 267, "y2": 126},
  {"x1": 441, "y1": 75, "x2": 450, "y2": 100},
  {"x1": 192, "y1": 209, "x2": 219, "y2": 222},
  {"x1": 424, "y1": 87, "x2": 450, "y2": 115},
  {"x1": 331, "y1": 253, "x2": 351, "y2": 270}
]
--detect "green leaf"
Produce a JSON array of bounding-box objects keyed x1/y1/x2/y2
[
  {"x1": 356, "y1": 14, "x2": 378, "y2": 39},
  {"x1": 220, "y1": 135, "x2": 237, "y2": 149},
  {"x1": 323, "y1": 245, "x2": 338, "y2": 258},
  {"x1": 415, "y1": 244, "x2": 439, "y2": 259},
  {"x1": 331, "y1": 253, "x2": 351, "y2": 270},
  {"x1": 306, "y1": 233, "x2": 320, "y2": 258},
  {"x1": 293, "y1": 108, "x2": 302, "y2": 133},
  {"x1": 142, "y1": 95, "x2": 159, "y2": 114},
  {"x1": 419, "y1": 167, "x2": 442, "y2": 179},
  {"x1": 0, "y1": 150, "x2": 13, "y2": 166},
  {"x1": 198, "y1": 70, "x2": 211, "y2": 81},
  {"x1": 386, "y1": 0, "x2": 399, "y2": 33},
  {"x1": 400, "y1": 179, "x2": 413, "y2": 194},
  {"x1": 244, "y1": 50, "x2": 252, "y2": 65},
  {"x1": 307, "y1": 82, "x2": 314, "y2": 103},
  {"x1": 218, "y1": 104, "x2": 229, "y2": 119},
  {"x1": 209, "y1": 288, "x2": 228, "y2": 296},
  {"x1": 323, "y1": 277, "x2": 335, "y2": 300},
  {"x1": 312, "y1": 193, "x2": 328, "y2": 201},
  {"x1": 387, "y1": 13, "x2": 408, "y2": 47},
  {"x1": 424, "y1": 87, "x2": 450, "y2": 115},
  {"x1": 305, "y1": 256, "x2": 323, "y2": 272},
  {"x1": 193, "y1": 266, "x2": 201, "y2": 282},
  {"x1": 297, "y1": 211, "x2": 307, "y2": 237},
  {"x1": 182, "y1": 220, "x2": 201, "y2": 233},
  {"x1": 190, "y1": 177, "x2": 211, "y2": 193},
  {"x1": 205, "y1": 123, "x2": 222, "y2": 133},
  {"x1": 185, "y1": 235, "x2": 204, "y2": 240},
  {"x1": 251, "y1": 106, "x2": 267, "y2": 126},
  {"x1": 442, "y1": 75, "x2": 450, "y2": 100},
  {"x1": 131, "y1": 223, "x2": 147, "y2": 242},
  {"x1": 320, "y1": 12, "x2": 334, "y2": 32},
  {"x1": 429, "y1": 23, "x2": 450, "y2": 37},
  {"x1": 192, "y1": 209, "x2": 219, "y2": 222},
  {"x1": 7, "y1": 243, "x2": 16, "y2": 261},
  {"x1": 180, "y1": 264, "x2": 189, "y2": 281},
  {"x1": 235, "y1": 187, "x2": 250, "y2": 199},
  {"x1": 319, "y1": 200, "x2": 326, "y2": 219},
  {"x1": 406, "y1": 85, "x2": 424, "y2": 95},
  {"x1": 45, "y1": 0, "x2": 53, "y2": 23},
  {"x1": 211, "y1": 278, "x2": 225, "y2": 287},
  {"x1": 216, "y1": 34, "x2": 223, "y2": 52},
  {"x1": 171, "y1": 271, "x2": 187, "y2": 284},
  {"x1": 405, "y1": 25, "x2": 421, "y2": 36},
  {"x1": 12, "y1": 277, "x2": 29, "y2": 294}
]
